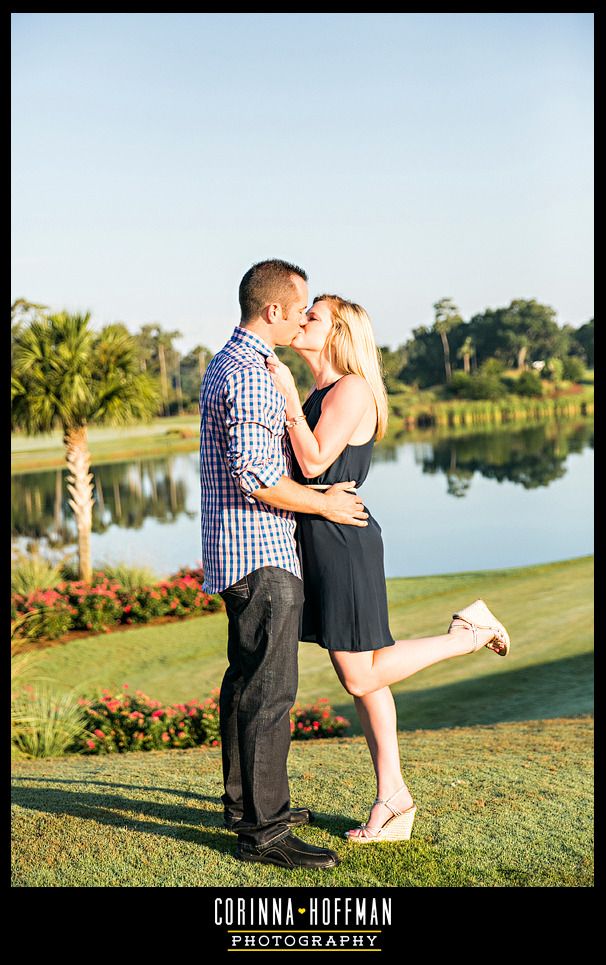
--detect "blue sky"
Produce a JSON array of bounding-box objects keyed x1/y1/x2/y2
[{"x1": 11, "y1": 13, "x2": 593, "y2": 353}]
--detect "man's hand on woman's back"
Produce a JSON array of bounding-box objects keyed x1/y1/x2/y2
[{"x1": 321, "y1": 481, "x2": 368, "y2": 526}]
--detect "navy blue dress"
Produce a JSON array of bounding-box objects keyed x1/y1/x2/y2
[{"x1": 291, "y1": 380, "x2": 395, "y2": 652}]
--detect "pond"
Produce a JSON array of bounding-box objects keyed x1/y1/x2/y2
[{"x1": 11, "y1": 418, "x2": 594, "y2": 579}]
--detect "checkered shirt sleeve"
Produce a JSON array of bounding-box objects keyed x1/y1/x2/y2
[{"x1": 224, "y1": 366, "x2": 284, "y2": 503}]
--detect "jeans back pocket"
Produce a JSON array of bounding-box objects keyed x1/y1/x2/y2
[{"x1": 222, "y1": 574, "x2": 250, "y2": 599}]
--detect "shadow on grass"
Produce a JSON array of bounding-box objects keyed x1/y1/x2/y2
[
  {"x1": 333, "y1": 651, "x2": 594, "y2": 735},
  {"x1": 10, "y1": 782, "x2": 237, "y2": 854},
  {"x1": 11, "y1": 777, "x2": 220, "y2": 803},
  {"x1": 10, "y1": 781, "x2": 353, "y2": 849}
]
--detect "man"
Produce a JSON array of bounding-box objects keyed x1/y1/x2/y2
[{"x1": 199, "y1": 259, "x2": 368, "y2": 870}]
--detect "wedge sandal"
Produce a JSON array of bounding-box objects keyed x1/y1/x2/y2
[
  {"x1": 449, "y1": 598, "x2": 510, "y2": 656},
  {"x1": 344, "y1": 785, "x2": 416, "y2": 843}
]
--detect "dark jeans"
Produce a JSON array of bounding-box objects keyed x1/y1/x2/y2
[{"x1": 219, "y1": 565, "x2": 304, "y2": 847}]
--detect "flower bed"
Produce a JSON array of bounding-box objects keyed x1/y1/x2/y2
[
  {"x1": 11, "y1": 566, "x2": 223, "y2": 641},
  {"x1": 69, "y1": 687, "x2": 350, "y2": 754},
  {"x1": 290, "y1": 698, "x2": 350, "y2": 739}
]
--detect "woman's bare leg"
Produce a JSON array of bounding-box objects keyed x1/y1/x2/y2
[
  {"x1": 346, "y1": 686, "x2": 414, "y2": 838},
  {"x1": 329, "y1": 622, "x2": 492, "y2": 699}
]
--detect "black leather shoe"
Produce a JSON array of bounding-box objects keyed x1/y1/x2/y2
[
  {"x1": 236, "y1": 832, "x2": 339, "y2": 869},
  {"x1": 224, "y1": 807, "x2": 313, "y2": 832}
]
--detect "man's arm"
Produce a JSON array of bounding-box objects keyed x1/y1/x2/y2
[
  {"x1": 224, "y1": 366, "x2": 286, "y2": 503},
  {"x1": 252, "y1": 477, "x2": 368, "y2": 527}
]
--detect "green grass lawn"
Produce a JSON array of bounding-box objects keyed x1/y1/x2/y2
[
  {"x1": 11, "y1": 415, "x2": 201, "y2": 473},
  {"x1": 12, "y1": 555, "x2": 593, "y2": 886}
]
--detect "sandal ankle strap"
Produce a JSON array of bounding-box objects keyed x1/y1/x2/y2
[
  {"x1": 452, "y1": 614, "x2": 478, "y2": 652},
  {"x1": 375, "y1": 784, "x2": 407, "y2": 816}
]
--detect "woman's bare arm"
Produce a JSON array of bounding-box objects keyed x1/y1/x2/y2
[{"x1": 266, "y1": 360, "x2": 375, "y2": 478}]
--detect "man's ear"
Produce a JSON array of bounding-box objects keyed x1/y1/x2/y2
[{"x1": 266, "y1": 303, "x2": 282, "y2": 324}]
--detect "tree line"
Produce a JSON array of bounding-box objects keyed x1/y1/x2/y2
[
  {"x1": 12, "y1": 296, "x2": 594, "y2": 418},
  {"x1": 378, "y1": 297, "x2": 593, "y2": 392}
]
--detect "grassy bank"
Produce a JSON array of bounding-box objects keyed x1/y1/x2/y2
[
  {"x1": 11, "y1": 556, "x2": 593, "y2": 886},
  {"x1": 388, "y1": 384, "x2": 594, "y2": 431},
  {"x1": 11, "y1": 384, "x2": 594, "y2": 473},
  {"x1": 11, "y1": 415, "x2": 201, "y2": 474}
]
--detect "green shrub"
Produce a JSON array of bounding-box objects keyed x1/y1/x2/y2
[
  {"x1": 479, "y1": 358, "x2": 506, "y2": 377},
  {"x1": 447, "y1": 372, "x2": 473, "y2": 397},
  {"x1": 545, "y1": 357, "x2": 564, "y2": 381},
  {"x1": 514, "y1": 370, "x2": 544, "y2": 398},
  {"x1": 448, "y1": 372, "x2": 505, "y2": 401},
  {"x1": 561, "y1": 356, "x2": 586, "y2": 382}
]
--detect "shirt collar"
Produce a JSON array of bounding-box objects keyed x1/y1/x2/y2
[{"x1": 231, "y1": 325, "x2": 273, "y2": 359}]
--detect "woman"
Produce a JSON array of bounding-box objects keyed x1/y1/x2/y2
[{"x1": 266, "y1": 294, "x2": 510, "y2": 843}]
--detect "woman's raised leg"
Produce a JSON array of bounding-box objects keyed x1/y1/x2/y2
[{"x1": 329, "y1": 621, "x2": 494, "y2": 699}]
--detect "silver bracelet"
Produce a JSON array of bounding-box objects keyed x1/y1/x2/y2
[{"x1": 285, "y1": 413, "x2": 307, "y2": 428}]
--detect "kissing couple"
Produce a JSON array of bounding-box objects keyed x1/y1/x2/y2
[{"x1": 199, "y1": 258, "x2": 510, "y2": 870}]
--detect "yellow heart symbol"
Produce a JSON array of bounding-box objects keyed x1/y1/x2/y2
[{"x1": 298, "y1": 908, "x2": 306, "y2": 914}]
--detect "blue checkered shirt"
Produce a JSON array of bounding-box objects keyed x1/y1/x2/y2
[{"x1": 199, "y1": 325, "x2": 302, "y2": 594}]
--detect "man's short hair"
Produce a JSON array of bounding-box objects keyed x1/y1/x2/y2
[{"x1": 239, "y1": 259, "x2": 308, "y2": 323}]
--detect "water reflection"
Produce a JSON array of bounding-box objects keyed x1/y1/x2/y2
[
  {"x1": 11, "y1": 418, "x2": 593, "y2": 549},
  {"x1": 415, "y1": 420, "x2": 594, "y2": 497},
  {"x1": 12, "y1": 458, "x2": 195, "y2": 546}
]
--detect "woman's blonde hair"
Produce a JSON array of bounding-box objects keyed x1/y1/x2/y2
[{"x1": 313, "y1": 294, "x2": 389, "y2": 441}]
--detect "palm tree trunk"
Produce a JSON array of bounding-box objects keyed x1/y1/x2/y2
[
  {"x1": 113, "y1": 479, "x2": 122, "y2": 520},
  {"x1": 175, "y1": 360, "x2": 184, "y2": 415},
  {"x1": 517, "y1": 345, "x2": 528, "y2": 370},
  {"x1": 95, "y1": 475, "x2": 105, "y2": 516},
  {"x1": 440, "y1": 331, "x2": 452, "y2": 382},
  {"x1": 64, "y1": 426, "x2": 95, "y2": 583},
  {"x1": 54, "y1": 470, "x2": 63, "y2": 531},
  {"x1": 158, "y1": 343, "x2": 169, "y2": 416}
]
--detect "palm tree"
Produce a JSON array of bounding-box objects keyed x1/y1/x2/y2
[
  {"x1": 11, "y1": 312, "x2": 158, "y2": 582},
  {"x1": 433, "y1": 298, "x2": 463, "y2": 383},
  {"x1": 456, "y1": 335, "x2": 475, "y2": 375}
]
